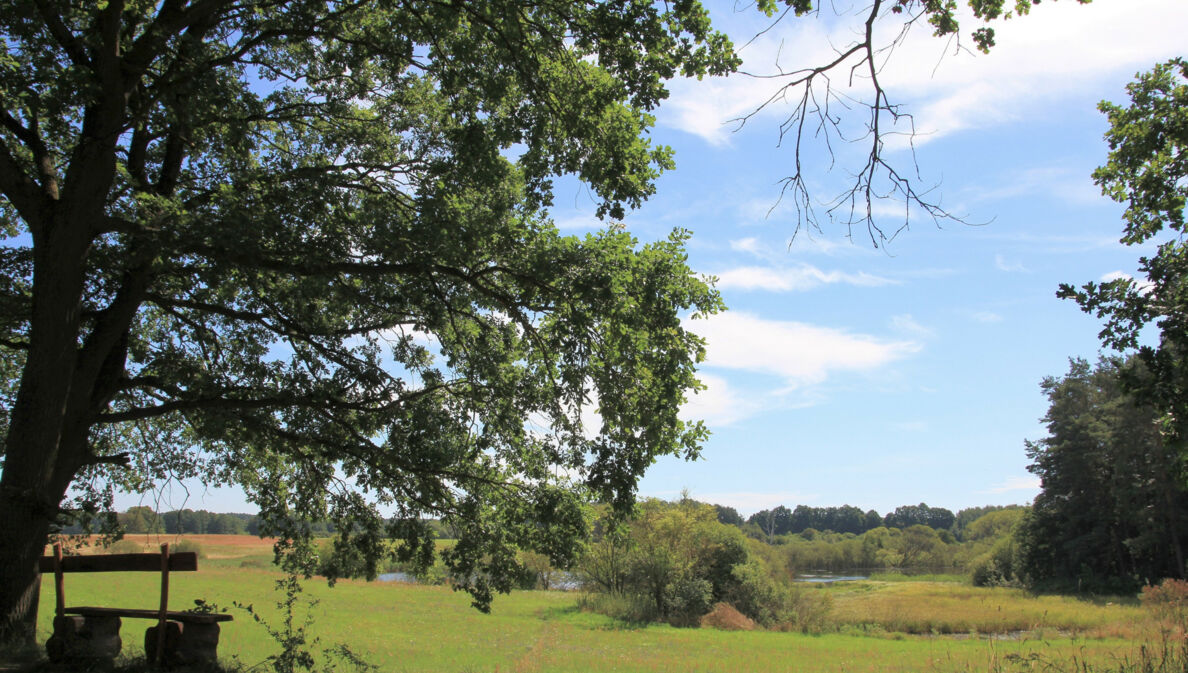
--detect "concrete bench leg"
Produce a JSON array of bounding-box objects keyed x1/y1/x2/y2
[
  {"x1": 146, "y1": 621, "x2": 221, "y2": 667},
  {"x1": 46, "y1": 614, "x2": 122, "y2": 665}
]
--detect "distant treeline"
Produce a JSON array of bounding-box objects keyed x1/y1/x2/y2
[
  {"x1": 98, "y1": 502, "x2": 1002, "y2": 540},
  {"x1": 77, "y1": 506, "x2": 456, "y2": 538},
  {"x1": 714, "y1": 502, "x2": 1016, "y2": 541},
  {"x1": 116, "y1": 507, "x2": 268, "y2": 535},
  {"x1": 89, "y1": 502, "x2": 1008, "y2": 541}
]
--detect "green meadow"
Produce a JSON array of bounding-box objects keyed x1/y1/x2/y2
[{"x1": 27, "y1": 536, "x2": 1162, "y2": 673}]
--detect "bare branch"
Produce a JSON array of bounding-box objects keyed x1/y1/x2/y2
[{"x1": 735, "y1": 0, "x2": 969, "y2": 247}]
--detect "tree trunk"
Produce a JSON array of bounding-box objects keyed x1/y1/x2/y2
[{"x1": 0, "y1": 487, "x2": 53, "y2": 646}]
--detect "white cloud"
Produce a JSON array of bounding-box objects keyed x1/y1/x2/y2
[
  {"x1": 1101, "y1": 270, "x2": 1155, "y2": 294},
  {"x1": 890, "y1": 314, "x2": 932, "y2": 339},
  {"x1": 714, "y1": 264, "x2": 897, "y2": 292},
  {"x1": 994, "y1": 254, "x2": 1027, "y2": 272},
  {"x1": 969, "y1": 311, "x2": 1003, "y2": 324},
  {"x1": 554, "y1": 214, "x2": 602, "y2": 231},
  {"x1": 1101, "y1": 271, "x2": 1133, "y2": 283},
  {"x1": 982, "y1": 475, "x2": 1041, "y2": 495},
  {"x1": 685, "y1": 312, "x2": 920, "y2": 388},
  {"x1": 663, "y1": 0, "x2": 1188, "y2": 146},
  {"x1": 680, "y1": 373, "x2": 759, "y2": 428},
  {"x1": 729, "y1": 237, "x2": 763, "y2": 255}
]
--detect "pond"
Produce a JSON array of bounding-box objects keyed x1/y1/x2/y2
[
  {"x1": 377, "y1": 571, "x2": 417, "y2": 583},
  {"x1": 793, "y1": 571, "x2": 869, "y2": 583},
  {"x1": 376, "y1": 570, "x2": 584, "y2": 590}
]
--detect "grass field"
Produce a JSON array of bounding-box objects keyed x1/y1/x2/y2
[{"x1": 28, "y1": 535, "x2": 1162, "y2": 673}]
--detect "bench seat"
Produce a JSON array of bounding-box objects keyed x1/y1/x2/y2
[{"x1": 64, "y1": 606, "x2": 234, "y2": 623}]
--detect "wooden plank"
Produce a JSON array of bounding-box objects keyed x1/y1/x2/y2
[
  {"x1": 37, "y1": 551, "x2": 198, "y2": 573},
  {"x1": 53, "y1": 544, "x2": 64, "y2": 617},
  {"x1": 155, "y1": 543, "x2": 170, "y2": 667},
  {"x1": 64, "y1": 607, "x2": 233, "y2": 623}
]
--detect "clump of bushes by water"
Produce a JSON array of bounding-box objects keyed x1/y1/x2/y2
[{"x1": 576, "y1": 497, "x2": 834, "y2": 632}]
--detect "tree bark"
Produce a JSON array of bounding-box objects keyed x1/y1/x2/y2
[{"x1": 0, "y1": 485, "x2": 53, "y2": 646}]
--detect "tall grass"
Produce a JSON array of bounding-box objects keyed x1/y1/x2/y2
[{"x1": 823, "y1": 579, "x2": 1144, "y2": 637}]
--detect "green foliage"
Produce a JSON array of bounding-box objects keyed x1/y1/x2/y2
[
  {"x1": 663, "y1": 577, "x2": 715, "y2": 627},
  {"x1": 883, "y1": 503, "x2": 956, "y2": 531},
  {"x1": 1016, "y1": 357, "x2": 1188, "y2": 592},
  {"x1": 0, "y1": 0, "x2": 735, "y2": 632},
  {"x1": 580, "y1": 497, "x2": 779, "y2": 626},
  {"x1": 1059, "y1": 59, "x2": 1188, "y2": 455},
  {"x1": 969, "y1": 537, "x2": 1023, "y2": 588},
  {"x1": 579, "y1": 497, "x2": 841, "y2": 630}
]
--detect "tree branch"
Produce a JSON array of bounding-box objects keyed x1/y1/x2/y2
[
  {"x1": 0, "y1": 141, "x2": 42, "y2": 227},
  {"x1": 734, "y1": 0, "x2": 967, "y2": 247},
  {"x1": 31, "y1": 0, "x2": 91, "y2": 68}
]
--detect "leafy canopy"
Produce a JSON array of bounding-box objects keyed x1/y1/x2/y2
[
  {"x1": 0, "y1": 0, "x2": 733, "y2": 614},
  {"x1": 1058, "y1": 59, "x2": 1188, "y2": 447}
]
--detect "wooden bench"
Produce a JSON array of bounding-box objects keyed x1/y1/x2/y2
[{"x1": 39, "y1": 543, "x2": 233, "y2": 668}]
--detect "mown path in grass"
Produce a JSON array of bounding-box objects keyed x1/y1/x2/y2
[{"x1": 33, "y1": 537, "x2": 1148, "y2": 672}]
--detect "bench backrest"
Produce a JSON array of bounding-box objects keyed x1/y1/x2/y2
[
  {"x1": 40, "y1": 543, "x2": 196, "y2": 666},
  {"x1": 37, "y1": 551, "x2": 198, "y2": 574}
]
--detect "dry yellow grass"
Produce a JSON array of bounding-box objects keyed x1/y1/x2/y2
[{"x1": 825, "y1": 580, "x2": 1146, "y2": 637}]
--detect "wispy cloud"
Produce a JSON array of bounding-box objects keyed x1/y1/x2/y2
[
  {"x1": 890, "y1": 314, "x2": 933, "y2": 339},
  {"x1": 994, "y1": 254, "x2": 1027, "y2": 273},
  {"x1": 714, "y1": 264, "x2": 897, "y2": 292},
  {"x1": 982, "y1": 475, "x2": 1041, "y2": 495},
  {"x1": 685, "y1": 312, "x2": 921, "y2": 388},
  {"x1": 963, "y1": 165, "x2": 1102, "y2": 207},
  {"x1": 680, "y1": 373, "x2": 760, "y2": 428},
  {"x1": 662, "y1": 0, "x2": 1188, "y2": 147},
  {"x1": 553, "y1": 214, "x2": 602, "y2": 231},
  {"x1": 729, "y1": 237, "x2": 764, "y2": 256},
  {"x1": 969, "y1": 311, "x2": 1003, "y2": 324}
]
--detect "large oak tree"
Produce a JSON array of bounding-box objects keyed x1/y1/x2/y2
[{"x1": 0, "y1": 0, "x2": 737, "y2": 643}]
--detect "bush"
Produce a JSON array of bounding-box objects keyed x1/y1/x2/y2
[
  {"x1": 172, "y1": 539, "x2": 206, "y2": 559},
  {"x1": 664, "y1": 577, "x2": 713, "y2": 626},
  {"x1": 970, "y1": 537, "x2": 1020, "y2": 587},
  {"x1": 1142, "y1": 578, "x2": 1188, "y2": 632},
  {"x1": 104, "y1": 539, "x2": 146, "y2": 554},
  {"x1": 781, "y1": 585, "x2": 833, "y2": 634},
  {"x1": 726, "y1": 560, "x2": 791, "y2": 626}
]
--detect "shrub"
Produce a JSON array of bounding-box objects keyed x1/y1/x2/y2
[
  {"x1": 726, "y1": 559, "x2": 791, "y2": 626},
  {"x1": 172, "y1": 539, "x2": 206, "y2": 559},
  {"x1": 970, "y1": 537, "x2": 1020, "y2": 587},
  {"x1": 664, "y1": 577, "x2": 714, "y2": 626},
  {"x1": 1142, "y1": 578, "x2": 1188, "y2": 633},
  {"x1": 104, "y1": 539, "x2": 145, "y2": 554},
  {"x1": 781, "y1": 585, "x2": 834, "y2": 634}
]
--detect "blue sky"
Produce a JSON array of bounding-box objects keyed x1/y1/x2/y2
[{"x1": 116, "y1": 0, "x2": 1188, "y2": 518}]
